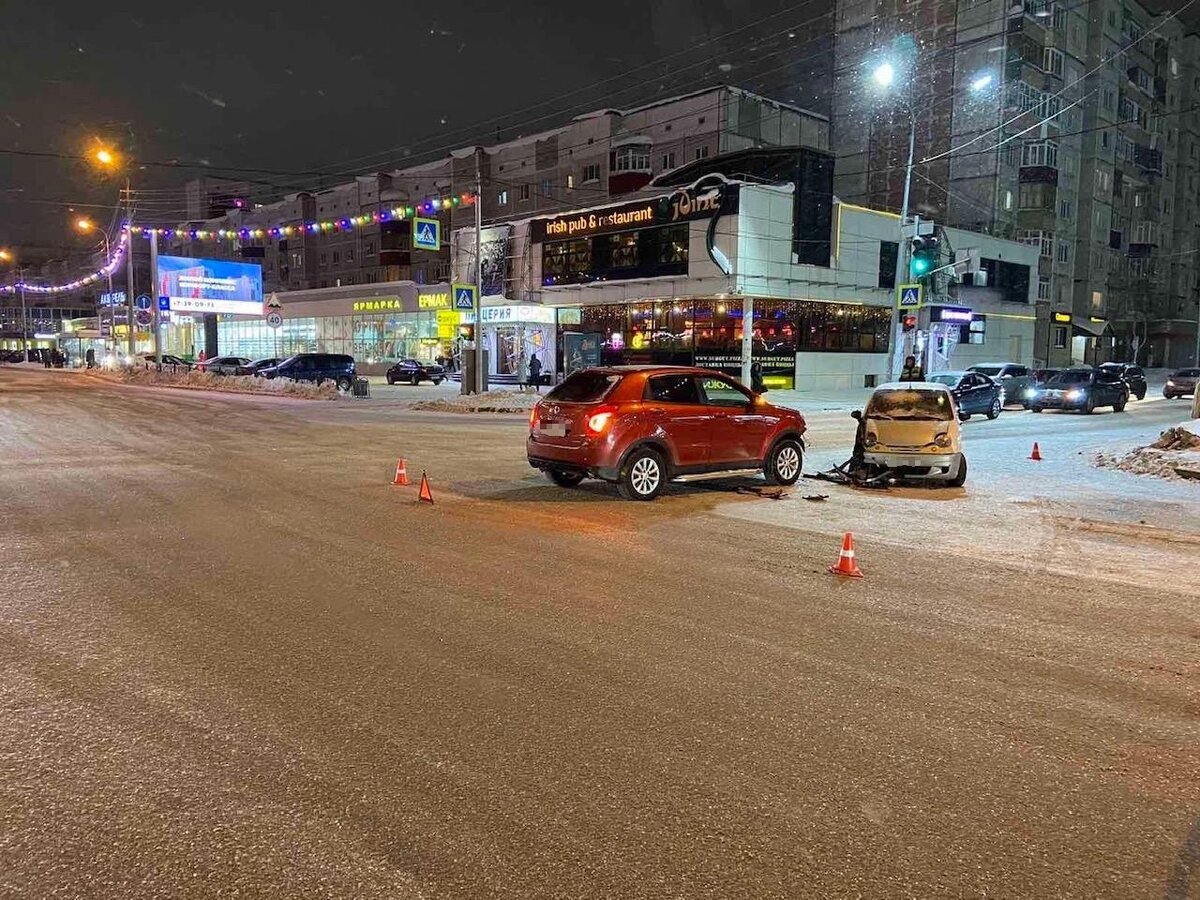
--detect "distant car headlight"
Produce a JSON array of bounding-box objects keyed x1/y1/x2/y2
[
  {"x1": 863, "y1": 431, "x2": 878, "y2": 448},
  {"x1": 934, "y1": 432, "x2": 952, "y2": 448},
  {"x1": 1066, "y1": 389, "x2": 1084, "y2": 400},
  {"x1": 1166, "y1": 379, "x2": 1175, "y2": 386},
  {"x1": 1023, "y1": 388, "x2": 1037, "y2": 398}
]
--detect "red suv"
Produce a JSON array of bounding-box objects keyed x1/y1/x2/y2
[{"x1": 527, "y1": 366, "x2": 807, "y2": 500}]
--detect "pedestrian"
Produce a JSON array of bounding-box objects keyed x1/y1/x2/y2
[
  {"x1": 42, "y1": 349, "x2": 51, "y2": 368},
  {"x1": 63, "y1": 349, "x2": 71, "y2": 368},
  {"x1": 85, "y1": 348, "x2": 95, "y2": 369},
  {"x1": 198, "y1": 349, "x2": 207, "y2": 363},
  {"x1": 516, "y1": 351, "x2": 529, "y2": 393},
  {"x1": 900, "y1": 354, "x2": 925, "y2": 382},
  {"x1": 528, "y1": 353, "x2": 543, "y2": 394},
  {"x1": 751, "y1": 361, "x2": 766, "y2": 393}
]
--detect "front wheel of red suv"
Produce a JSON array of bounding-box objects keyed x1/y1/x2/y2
[
  {"x1": 765, "y1": 439, "x2": 803, "y2": 486},
  {"x1": 618, "y1": 447, "x2": 666, "y2": 501}
]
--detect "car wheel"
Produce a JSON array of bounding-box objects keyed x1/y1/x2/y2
[
  {"x1": 336, "y1": 376, "x2": 352, "y2": 392},
  {"x1": 547, "y1": 469, "x2": 585, "y2": 488},
  {"x1": 433, "y1": 378, "x2": 443, "y2": 385},
  {"x1": 618, "y1": 447, "x2": 666, "y2": 501},
  {"x1": 1030, "y1": 406, "x2": 1042, "y2": 413},
  {"x1": 765, "y1": 439, "x2": 803, "y2": 486},
  {"x1": 1135, "y1": 389, "x2": 1145, "y2": 401},
  {"x1": 411, "y1": 374, "x2": 421, "y2": 386},
  {"x1": 986, "y1": 398, "x2": 1001, "y2": 420},
  {"x1": 960, "y1": 413, "x2": 971, "y2": 421},
  {"x1": 1082, "y1": 397, "x2": 1095, "y2": 415},
  {"x1": 386, "y1": 373, "x2": 395, "y2": 385},
  {"x1": 947, "y1": 455, "x2": 967, "y2": 488},
  {"x1": 1113, "y1": 396, "x2": 1127, "y2": 412}
]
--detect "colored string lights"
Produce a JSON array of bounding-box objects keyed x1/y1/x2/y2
[
  {"x1": 134, "y1": 192, "x2": 477, "y2": 242},
  {"x1": 0, "y1": 230, "x2": 130, "y2": 295}
]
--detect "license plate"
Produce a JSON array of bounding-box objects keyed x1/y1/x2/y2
[{"x1": 538, "y1": 423, "x2": 567, "y2": 437}]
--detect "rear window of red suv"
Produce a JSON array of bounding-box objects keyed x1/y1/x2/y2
[{"x1": 546, "y1": 372, "x2": 621, "y2": 402}]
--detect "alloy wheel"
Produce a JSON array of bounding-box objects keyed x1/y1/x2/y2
[{"x1": 630, "y1": 456, "x2": 661, "y2": 496}]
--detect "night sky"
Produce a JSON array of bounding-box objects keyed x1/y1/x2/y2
[{"x1": 0, "y1": 0, "x2": 833, "y2": 265}]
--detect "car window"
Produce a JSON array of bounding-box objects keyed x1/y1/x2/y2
[
  {"x1": 1010, "y1": 366, "x2": 1028, "y2": 377},
  {"x1": 546, "y1": 371, "x2": 621, "y2": 402},
  {"x1": 1179, "y1": 369, "x2": 1200, "y2": 377},
  {"x1": 971, "y1": 365, "x2": 1002, "y2": 376},
  {"x1": 1127, "y1": 367, "x2": 1143, "y2": 377},
  {"x1": 927, "y1": 374, "x2": 960, "y2": 388},
  {"x1": 646, "y1": 374, "x2": 701, "y2": 404},
  {"x1": 1049, "y1": 371, "x2": 1090, "y2": 385},
  {"x1": 1096, "y1": 370, "x2": 1119, "y2": 383},
  {"x1": 698, "y1": 376, "x2": 751, "y2": 407}
]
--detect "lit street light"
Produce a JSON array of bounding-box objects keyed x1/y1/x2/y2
[
  {"x1": 94, "y1": 148, "x2": 117, "y2": 167},
  {"x1": 76, "y1": 218, "x2": 114, "y2": 354},
  {"x1": 872, "y1": 62, "x2": 896, "y2": 88}
]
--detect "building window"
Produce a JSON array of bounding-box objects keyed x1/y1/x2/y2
[
  {"x1": 365, "y1": 241, "x2": 375, "y2": 256},
  {"x1": 346, "y1": 247, "x2": 354, "y2": 263},
  {"x1": 1102, "y1": 87, "x2": 1116, "y2": 111},
  {"x1": 1003, "y1": 189, "x2": 1014, "y2": 211},
  {"x1": 1056, "y1": 241, "x2": 1070, "y2": 263},
  {"x1": 1038, "y1": 276, "x2": 1052, "y2": 299},
  {"x1": 1053, "y1": 325, "x2": 1068, "y2": 348},
  {"x1": 1059, "y1": 199, "x2": 1073, "y2": 219},
  {"x1": 1096, "y1": 169, "x2": 1111, "y2": 193},
  {"x1": 1091, "y1": 290, "x2": 1103, "y2": 309},
  {"x1": 1021, "y1": 140, "x2": 1059, "y2": 168},
  {"x1": 1042, "y1": 48, "x2": 1064, "y2": 77},
  {"x1": 1019, "y1": 182, "x2": 1055, "y2": 210},
  {"x1": 497, "y1": 190, "x2": 509, "y2": 205},
  {"x1": 694, "y1": 145, "x2": 710, "y2": 160},
  {"x1": 878, "y1": 240, "x2": 898, "y2": 289},
  {"x1": 319, "y1": 253, "x2": 327, "y2": 265},
  {"x1": 1021, "y1": 230, "x2": 1054, "y2": 257},
  {"x1": 612, "y1": 144, "x2": 651, "y2": 173},
  {"x1": 698, "y1": 116, "x2": 706, "y2": 125},
  {"x1": 331, "y1": 251, "x2": 340, "y2": 264},
  {"x1": 518, "y1": 183, "x2": 531, "y2": 202},
  {"x1": 662, "y1": 152, "x2": 676, "y2": 170},
  {"x1": 1101, "y1": 130, "x2": 1110, "y2": 149},
  {"x1": 567, "y1": 173, "x2": 576, "y2": 189},
  {"x1": 540, "y1": 178, "x2": 551, "y2": 197},
  {"x1": 582, "y1": 163, "x2": 601, "y2": 182}
]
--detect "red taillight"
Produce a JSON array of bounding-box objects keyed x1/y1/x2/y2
[
  {"x1": 586, "y1": 408, "x2": 615, "y2": 434},
  {"x1": 529, "y1": 405, "x2": 540, "y2": 429}
]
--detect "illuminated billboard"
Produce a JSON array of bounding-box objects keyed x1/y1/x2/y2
[{"x1": 157, "y1": 256, "x2": 264, "y2": 315}]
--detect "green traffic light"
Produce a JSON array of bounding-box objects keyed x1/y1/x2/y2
[{"x1": 910, "y1": 257, "x2": 930, "y2": 276}]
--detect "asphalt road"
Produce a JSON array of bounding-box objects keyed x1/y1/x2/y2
[{"x1": 2, "y1": 368, "x2": 1198, "y2": 899}]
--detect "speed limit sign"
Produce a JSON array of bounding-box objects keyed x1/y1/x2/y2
[{"x1": 265, "y1": 311, "x2": 283, "y2": 329}]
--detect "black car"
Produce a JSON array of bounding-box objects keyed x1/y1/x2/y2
[
  {"x1": 386, "y1": 358, "x2": 446, "y2": 385},
  {"x1": 259, "y1": 353, "x2": 356, "y2": 390},
  {"x1": 926, "y1": 371, "x2": 1003, "y2": 420},
  {"x1": 237, "y1": 357, "x2": 283, "y2": 376},
  {"x1": 135, "y1": 352, "x2": 193, "y2": 370},
  {"x1": 1098, "y1": 362, "x2": 1147, "y2": 400},
  {"x1": 1027, "y1": 368, "x2": 1127, "y2": 413},
  {"x1": 1024, "y1": 368, "x2": 1064, "y2": 408}
]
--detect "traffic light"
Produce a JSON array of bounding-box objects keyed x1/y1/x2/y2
[
  {"x1": 901, "y1": 313, "x2": 917, "y2": 332},
  {"x1": 910, "y1": 233, "x2": 940, "y2": 280}
]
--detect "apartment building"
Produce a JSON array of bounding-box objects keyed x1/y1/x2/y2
[
  {"x1": 167, "y1": 86, "x2": 829, "y2": 295},
  {"x1": 832, "y1": 0, "x2": 1200, "y2": 366}
]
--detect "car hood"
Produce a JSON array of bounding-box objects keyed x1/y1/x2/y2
[{"x1": 868, "y1": 419, "x2": 954, "y2": 449}]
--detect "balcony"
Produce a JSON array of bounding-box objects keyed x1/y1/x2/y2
[{"x1": 1019, "y1": 165, "x2": 1059, "y2": 185}]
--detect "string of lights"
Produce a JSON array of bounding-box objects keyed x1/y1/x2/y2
[{"x1": 0, "y1": 230, "x2": 129, "y2": 295}]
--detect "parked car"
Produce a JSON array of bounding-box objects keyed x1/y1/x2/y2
[
  {"x1": 1026, "y1": 368, "x2": 1127, "y2": 413},
  {"x1": 135, "y1": 352, "x2": 192, "y2": 369},
  {"x1": 195, "y1": 355, "x2": 250, "y2": 376},
  {"x1": 258, "y1": 353, "x2": 356, "y2": 390},
  {"x1": 926, "y1": 371, "x2": 1003, "y2": 420},
  {"x1": 528, "y1": 366, "x2": 807, "y2": 501},
  {"x1": 966, "y1": 363, "x2": 1033, "y2": 406},
  {"x1": 386, "y1": 358, "x2": 446, "y2": 385},
  {"x1": 859, "y1": 382, "x2": 966, "y2": 486},
  {"x1": 1163, "y1": 368, "x2": 1199, "y2": 399},
  {"x1": 237, "y1": 357, "x2": 283, "y2": 376},
  {"x1": 1097, "y1": 362, "x2": 1147, "y2": 400}
]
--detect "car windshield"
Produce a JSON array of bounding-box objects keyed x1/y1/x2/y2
[
  {"x1": 970, "y1": 366, "x2": 1002, "y2": 376},
  {"x1": 1176, "y1": 369, "x2": 1200, "y2": 377},
  {"x1": 926, "y1": 374, "x2": 962, "y2": 387},
  {"x1": 1048, "y1": 371, "x2": 1091, "y2": 385},
  {"x1": 866, "y1": 389, "x2": 954, "y2": 421},
  {"x1": 546, "y1": 371, "x2": 621, "y2": 403}
]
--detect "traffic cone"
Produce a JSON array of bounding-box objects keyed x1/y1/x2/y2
[
  {"x1": 418, "y1": 472, "x2": 434, "y2": 505},
  {"x1": 392, "y1": 458, "x2": 410, "y2": 486},
  {"x1": 1029, "y1": 442, "x2": 1043, "y2": 461},
  {"x1": 828, "y1": 532, "x2": 863, "y2": 578}
]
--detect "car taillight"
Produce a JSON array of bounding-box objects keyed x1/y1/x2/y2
[
  {"x1": 586, "y1": 408, "x2": 615, "y2": 434},
  {"x1": 529, "y1": 405, "x2": 540, "y2": 429}
]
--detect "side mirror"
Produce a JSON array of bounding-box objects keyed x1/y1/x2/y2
[{"x1": 850, "y1": 409, "x2": 863, "y2": 421}]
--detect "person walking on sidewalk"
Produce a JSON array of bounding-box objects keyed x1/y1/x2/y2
[
  {"x1": 528, "y1": 353, "x2": 543, "y2": 394},
  {"x1": 516, "y1": 351, "x2": 529, "y2": 393}
]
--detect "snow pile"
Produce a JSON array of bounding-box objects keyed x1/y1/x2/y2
[
  {"x1": 409, "y1": 390, "x2": 538, "y2": 414},
  {"x1": 88, "y1": 367, "x2": 341, "y2": 400},
  {"x1": 1093, "y1": 422, "x2": 1200, "y2": 481}
]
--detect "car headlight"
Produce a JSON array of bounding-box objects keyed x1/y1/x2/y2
[
  {"x1": 934, "y1": 432, "x2": 952, "y2": 448},
  {"x1": 1023, "y1": 388, "x2": 1037, "y2": 398},
  {"x1": 1066, "y1": 389, "x2": 1084, "y2": 400},
  {"x1": 1167, "y1": 380, "x2": 1175, "y2": 386},
  {"x1": 863, "y1": 432, "x2": 878, "y2": 448}
]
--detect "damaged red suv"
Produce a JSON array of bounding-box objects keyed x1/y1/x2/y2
[{"x1": 527, "y1": 366, "x2": 807, "y2": 500}]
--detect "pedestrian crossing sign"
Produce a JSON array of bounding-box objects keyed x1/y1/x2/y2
[
  {"x1": 413, "y1": 217, "x2": 441, "y2": 251},
  {"x1": 896, "y1": 283, "x2": 923, "y2": 309},
  {"x1": 453, "y1": 283, "x2": 477, "y2": 310}
]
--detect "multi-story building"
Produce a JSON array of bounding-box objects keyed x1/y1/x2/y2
[
  {"x1": 166, "y1": 86, "x2": 829, "y2": 294},
  {"x1": 832, "y1": 0, "x2": 1200, "y2": 367}
]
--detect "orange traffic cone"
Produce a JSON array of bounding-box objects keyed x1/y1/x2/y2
[
  {"x1": 1029, "y1": 442, "x2": 1043, "y2": 461},
  {"x1": 392, "y1": 458, "x2": 410, "y2": 486},
  {"x1": 828, "y1": 532, "x2": 863, "y2": 578},
  {"x1": 418, "y1": 472, "x2": 434, "y2": 505}
]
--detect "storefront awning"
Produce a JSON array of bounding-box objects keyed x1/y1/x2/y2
[{"x1": 1072, "y1": 317, "x2": 1109, "y2": 338}]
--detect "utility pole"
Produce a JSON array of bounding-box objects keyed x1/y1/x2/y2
[
  {"x1": 473, "y1": 146, "x2": 485, "y2": 395},
  {"x1": 887, "y1": 117, "x2": 917, "y2": 383},
  {"x1": 740, "y1": 296, "x2": 754, "y2": 388},
  {"x1": 125, "y1": 180, "x2": 136, "y2": 360},
  {"x1": 18, "y1": 267, "x2": 28, "y2": 363},
  {"x1": 150, "y1": 229, "x2": 161, "y2": 366}
]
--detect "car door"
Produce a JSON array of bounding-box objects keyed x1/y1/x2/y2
[
  {"x1": 698, "y1": 375, "x2": 773, "y2": 465},
  {"x1": 642, "y1": 374, "x2": 712, "y2": 470},
  {"x1": 1002, "y1": 366, "x2": 1030, "y2": 402},
  {"x1": 957, "y1": 374, "x2": 983, "y2": 413}
]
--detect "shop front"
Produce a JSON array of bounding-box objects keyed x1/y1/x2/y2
[{"x1": 475, "y1": 304, "x2": 557, "y2": 383}]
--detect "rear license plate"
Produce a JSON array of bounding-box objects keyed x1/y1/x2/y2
[{"x1": 538, "y1": 423, "x2": 567, "y2": 437}]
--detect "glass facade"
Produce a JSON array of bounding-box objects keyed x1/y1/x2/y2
[
  {"x1": 555, "y1": 299, "x2": 890, "y2": 389},
  {"x1": 214, "y1": 311, "x2": 448, "y2": 363}
]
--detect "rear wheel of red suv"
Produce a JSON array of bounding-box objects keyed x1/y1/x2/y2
[
  {"x1": 764, "y1": 439, "x2": 803, "y2": 486},
  {"x1": 618, "y1": 447, "x2": 666, "y2": 501}
]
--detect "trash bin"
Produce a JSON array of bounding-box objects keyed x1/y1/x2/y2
[{"x1": 352, "y1": 377, "x2": 371, "y2": 399}]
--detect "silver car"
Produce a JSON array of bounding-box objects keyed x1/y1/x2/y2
[{"x1": 967, "y1": 363, "x2": 1033, "y2": 406}]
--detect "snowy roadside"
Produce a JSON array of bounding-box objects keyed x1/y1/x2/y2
[
  {"x1": 85, "y1": 367, "x2": 342, "y2": 400},
  {"x1": 409, "y1": 390, "x2": 537, "y2": 414},
  {"x1": 1093, "y1": 420, "x2": 1200, "y2": 481}
]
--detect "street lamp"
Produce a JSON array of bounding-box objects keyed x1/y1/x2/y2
[
  {"x1": 76, "y1": 218, "x2": 114, "y2": 354},
  {"x1": 1, "y1": 249, "x2": 29, "y2": 363},
  {"x1": 872, "y1": 62, "x2": 896, "y2": 88},
  {"x1": 94, "y1": 147, "x2": 117, "y2": 168}
]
